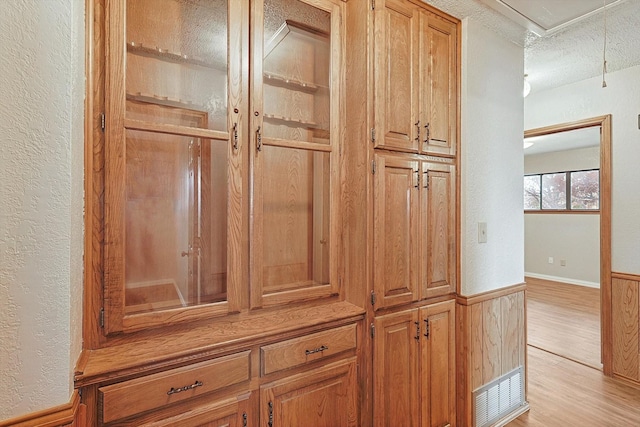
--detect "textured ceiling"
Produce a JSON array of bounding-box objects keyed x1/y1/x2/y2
[
  {"x1": 524, "y1": 127, "x2": 600, "y2": 156},
  {"x1": 424, "y1": 0, "x2": 640, "y2": 94}
]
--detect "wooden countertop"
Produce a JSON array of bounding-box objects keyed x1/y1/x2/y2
[{"x1": 75, "y1": 301, "x2": 365, "y2": 387}]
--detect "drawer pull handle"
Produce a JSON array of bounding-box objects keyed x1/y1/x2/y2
[
  {"x1": 305, "y1": 345, "x2": 328, "y2": 356},
  {"x1": 166, "y1": 380, "x2": 203, "y2": 395}
]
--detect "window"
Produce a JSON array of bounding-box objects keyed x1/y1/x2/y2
[{"x1": 524, "y1": 169, "x2": 599, "y2": 212}]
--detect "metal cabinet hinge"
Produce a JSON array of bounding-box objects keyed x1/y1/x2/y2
[
  {"x1": 268, "y1": 401, "x2": 274, "y2": 427},
  {"x1": 99, "y1": 307, "x2": 105, "y2": 328},
  {"x1": 242, "y1": 412, "x2": 248, "y2": 427},
  {"x1": 100, "y1": 113, "x2": 105, "y2": 131},
  {"x1": 370, "y1": 291, "x2": 376, "y2": 306},
  {"x1": 370, "y1": 323, "x2": 376, "y2": 338},
  {"x1": 371, "y1": 128, "x2": 376, "y2": 143}
]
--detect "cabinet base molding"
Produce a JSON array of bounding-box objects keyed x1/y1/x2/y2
[{"x1": 0, "y1": 390, "x2": 85, "y2": 427}]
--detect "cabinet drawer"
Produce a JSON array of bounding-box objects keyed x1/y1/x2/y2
[
  {"x1": 261, "y1": 324, "x2": 357, "y2": 375},
  {"x1": 99, "y1": 351, "x2": 250, "y2": 424}
]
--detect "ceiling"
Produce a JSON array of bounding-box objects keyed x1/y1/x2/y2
[
  {"x1": 524, "y1": 127, "x2": 600, "y2": 156},
  {"x1": 425, "y1": 0, "x2": 640, "y2": 94}
]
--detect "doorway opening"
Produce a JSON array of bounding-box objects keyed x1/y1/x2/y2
[{"x1": 524, "y1": 115, "x2": 612, "y2": 374}]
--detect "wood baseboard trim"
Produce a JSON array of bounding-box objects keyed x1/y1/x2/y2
[
  {"x1": 612, "y1": 271, "x2": 640, "y2": 282},
  {"x1": 0, "y1": 390, "x2": 83, "y2": 427},
  {"x1": 456, "y1": 282, "x2": 526, "y2": 306},
  {"x1": 493, "y1": 402, "x2": 530, "y2": 427}
]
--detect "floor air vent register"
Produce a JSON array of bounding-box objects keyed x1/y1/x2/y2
[{"x1": 473, "y1": 366, "x2": 525, "y2": 427}]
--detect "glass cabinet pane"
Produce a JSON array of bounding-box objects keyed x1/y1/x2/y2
[
  {"x1": 124, "y1": 129, "x2": 228, "y2": 314},
  {"x1": 263, "y1": 0, "x2": 331, "y2": 144},
  {"x1": 261, "y1": 145, "x2": 331, "y2": 293},
  {"x1": 125, "y1": 0, "x2": 228, "y2": 131}
]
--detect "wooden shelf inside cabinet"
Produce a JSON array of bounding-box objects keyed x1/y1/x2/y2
[
  {"x1": 127, "y1": 42, "x2": 225, "y2": 70},
  {"x1": 264, "y1": 20, "x2": 329, "y2": 58},
  {"x1": 263, "y1": 114, "x2": 320, "y2": 129},
  {"x1": 263, "y1": 72, "x2": 325, "y2": 93},
  {"x1": 126, "y1": 92, "x2": 206, "y2": 112}
]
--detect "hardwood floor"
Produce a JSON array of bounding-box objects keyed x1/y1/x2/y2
[
  {"x1": 525, "y1": 276, "x2": 602, "y2": 369},
  {"x1": 507, "y1": 346, "x2": 640, "y2": 426},
  {"x1": 508, "y1": 277, "x2": 640, "y2": 426}
]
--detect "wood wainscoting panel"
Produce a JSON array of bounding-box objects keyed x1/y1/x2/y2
[
  {"x1": 612, "y1": 273, "x2": 640, "y2": 382},
  {"x1": 482, "y1": 298, "x2": 502, "y2": 385},
  {"x1": 456, "y1": 283, "x2": 527, "y2": 426}
]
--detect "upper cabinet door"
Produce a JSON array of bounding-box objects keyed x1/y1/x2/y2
[
  {"x1": 104, "y1": 0, "x2": 244, "y2": 334},
  {"x1": 373, "y1": 0, "x2": 420, "y2": 153},
  {"x1": 250, "y1": 0, "x2": 343, "y2": 308},
  {"x1": 420, "y1": 11, "x2": 458, "y2": 156},
  {"x1": 373, "y1": 153, "x2": 420, "y2": 310},
  {"x1": 420, "y1": 161, "x2": 456, "y2": 299}
]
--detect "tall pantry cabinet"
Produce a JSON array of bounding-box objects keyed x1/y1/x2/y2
[
  {"x1": 83, "y1": 0, "x2": 460, "y2": 425},
  {"x1": 83, "y1": 0, "x2": 362, "y2": 425},
  {"x1": 344, "y1": 0, "x2": 459, "y2": 426}
]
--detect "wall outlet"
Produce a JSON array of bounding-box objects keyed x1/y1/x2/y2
[
  {"x1": 478, "y1": 222, "x2": 487, "y2": 243},
  {"x1": 548, "y1": 257, "x2": 554, "y2": 264},
  {"x1": 560, "y1": 259, "x2": 566, "y2": 266}
]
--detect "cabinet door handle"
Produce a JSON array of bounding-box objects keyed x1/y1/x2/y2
[
  {"x1": 424, "y1": 122, "x2": 430, "y2": 144},
  {"x1": 232, "y1": 122, "x2": 239, "y2": 150},
  {"x1": 305, "y1": 345, "x2": 329, "y2": 356},
  {"x1": 268, "y1": 401, "x2": 274, "y2": 427},
  {"x1": 414, "y1": 321, "x2": 420, "y2": 341},
  {"x1": 256, "y1": 126, "x2": 262, "y2": 151},
  {"x1": 166, "y1": 380, "x2": 203, "y2": 395},
  {"x1": 424, "y1": 318, "x2": 430, "y2": 338},
  {"x1": 415, "y1": 120, "x2": 420, "y2": 143}
]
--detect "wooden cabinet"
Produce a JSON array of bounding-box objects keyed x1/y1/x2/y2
[
  {"x1": 97, "y1": 0, "x2": 345, "y2": 334},
  {"x1": 102, "y1": 0, "x2": 244, "y2": 334},
  {"x1": 250, "y1": 0, "x2": 343, "y2": 308},
  {"x1": 114, "y1": 394, "x2": 251, "y2": 427},
  {"x1": 373, "y1": 152, "x2": 456, "y2": 310},
  {"x1": 373, "y1": 0, "x2": 457, "y2": 156},
  {"x1": 374, "y1": 300, "x2": 455, "y2": 427},
  {"x1": 261, "y1": 358, "x2": 358, "y2": 427},
  {"x1": 99, "y1": 352, "x2": 251, "y2": 424}
]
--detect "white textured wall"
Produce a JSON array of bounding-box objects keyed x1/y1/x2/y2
[
  {"x1": 460, "y1": 18, "x2": 525, "y2": 295},
  {"x1": 525, "y1": 65, "x2": 640, "y2": 276},
  {"x1": 0, "y1": 0, "x2": 84, "y2": 420},
  {"x1": 524, "y1": 147, "x2": 600, "y2": 285}
]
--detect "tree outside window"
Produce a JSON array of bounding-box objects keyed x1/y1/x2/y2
[{"x1": 524, "y1": 169, "x2": 599, "y2": 212}]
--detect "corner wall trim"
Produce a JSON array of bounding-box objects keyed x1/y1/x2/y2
[
  {"x1": 0, "y1": 390, "x2": 82, "y2": 427},
  {"x1": 456, "y1": 282, "x2": 526, "y2": 306}
]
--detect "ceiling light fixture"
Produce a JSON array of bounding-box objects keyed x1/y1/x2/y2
[{"x1": 523, "y1": 74, "x2": 531, "y2": 97}]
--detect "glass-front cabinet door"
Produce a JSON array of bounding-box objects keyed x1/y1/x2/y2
[
  {"x1": 104, "y1": 0, "x2": 243, "y2": 333},
  {"x1": 250, "y1": 0, "x2": 343, "y2": 308}
]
